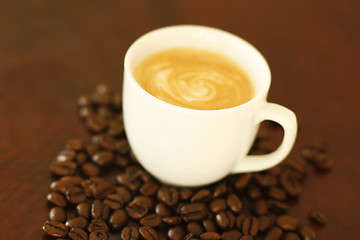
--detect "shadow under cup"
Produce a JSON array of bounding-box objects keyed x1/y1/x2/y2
[{"x1": 123, "y1": 25, "x2": 280, "y2": 187}]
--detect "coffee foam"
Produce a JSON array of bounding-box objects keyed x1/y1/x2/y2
[{"x1": 134, "y1": 48, "x2": 254, "y2": 110}]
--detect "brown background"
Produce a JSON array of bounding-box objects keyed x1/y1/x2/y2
[{"x1": 0, "y1": 0, "x2": 359, "y2": 239}]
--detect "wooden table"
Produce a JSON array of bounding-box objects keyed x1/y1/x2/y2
[{"x1": 1, "y1": 1, "x2": 359, "y2": 239}]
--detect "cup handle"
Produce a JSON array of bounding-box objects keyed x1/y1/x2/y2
[{"x1": 231, "y1": 103, "x2": 297, "y2": 173}]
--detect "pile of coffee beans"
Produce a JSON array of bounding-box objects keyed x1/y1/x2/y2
[{"x1": 43, "y1": 84, "x2": 330, "y2": 240}]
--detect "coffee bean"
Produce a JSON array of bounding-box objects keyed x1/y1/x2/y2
[
  {"x1": 221, "y1": 229, "x2": 242, "y2": 240},
  {"x1": 89, "y1": 230, "x2": 108, "y2": 240},
  {"x1": 234, "y1": 173, "x2": 252, "y2": 190},
  {"x1": 87, "y1": 219, "x2": 109, "y2": 233},
  {"x1": 226, "y1": 194, "x2": 242, "y2": 213},
  {"x1": 116, "y1": 173, "x2": 141, "y2": 191},
  {"x1": 92, "y1": 151, "x2": 114, "y2": 166},
  {"x1": 47, "y1": 192, "x2": 67, "y2": 208},
  {"x1": 51, "y1": 160, "x2": 77, "y2": 176},
  {"x1": 181, "y1": 203, "x2": 208, "y2": 222},
  {"x1": 212, "y1": 182, "x2": 227, "y2": 198},
  {"x1": 186, "y1": 222, "x2": 204, "y2": 236},
  {"x1": 79, "y1": 107, "x2": 96, "y2": 119},
  {"x1": 280, "y1": 173, "x2": 301, "y2": 197},
  {"x1": 126, "y1": 200, "x2": 148, "y2": 219},
  {"x1": 252, "y1": 199, "x2": 268, "y2": 215},
  {"x1": 78, "y1": 95, "x2": 92, "y2": 107},
  {"x1": 66, "y1": 139, "x2": 85, "y2": 152},
  {"x1": 299, "y1": 225, "x2": 316, "y2": 240},
  {"x1": 162, "y1": 216, "x2": 182, "y2": 226},
  {"x1": 57, "y1": 150, "x2": 76, "y2": 162},
  {"x1": 308, "y1": 210, "x2": 326, "y2": 225},
  {"x1": 242, "y1": 216, "x2": 259, "y2": 236},
  {"x1": 215, "y1": 210, "x2": 235, "y2": 230},
  {"x1": 239, "y1": 235, "x2": 254, "y2": 240},
  {"x1": 253, "y1": 173, "x2": 278, "y2": 187},
  {"x1": 200, "y1": 232, "x2": 221, "y2": 240},
  {"x1": 191, "y1": 189, "x2": 211, "y2": 202},
  {"x1": 284, "y1": 232, "x2": 301, "y2": 240},
  {"x1": 107, "y1": 121, "x2": 124, "y2": 137},
  {"x1": 139, "y1": 226, "x2": 159, "y2": 240},
  {"x1": 267, "y1": 187, "x2": 287, "y2": 200},
  {"x1": 183, "y1": 233, "x2": 196, "y2": 240},
  {"x1": 209, "y1": 198, "x2": 227, "y2": 213},
  {"x1": 140, "y1": 214, "x2": 162, "y2": 227},
  {"x1": 180, "y1": 189, "x2": 194, "y2": 200},
  {"x1": 114, "y1": 154, "x2": 130, "y2": 167},
  {"x1": 140, "y1": 181, "x2": 159, "y2": 196},
  {"x1": 157, "y1": 186, "x2": 179, "y2": 206},
  {"x1": 65, "y1": 187, "x2": 86, "y2": 204},
  {"x1": 247, "y1": 184, "x2": 261, "y2": 199},
  {"x1": 114, "y1": 139, "x2": 130, "y2": 154},
  {"x1": 86, "y1": 116, "x2": 107, "y2": 133},
  {"x1": 134, "y1": 195, "x2": 155, "y2": 210},
  {"x1": 268, "y1": 199, "x2": 289, "y2": 213},
  {"x1": 155, "y1": 202, "x2": 172, "y2": 217},
  {"x1": 69, "y1": 227, "x2": 88, "y2": 240},
  {"x1": 93, "y1": 181, "x2": 114, "y2": 199},
  {"x1": 66, "y1": 217, "x2": 89, "y2": 229},
  {"x1": 235, "y1": 213, "x2": 246, "y2": 229},
  {"x1": 86, "y1": 143, "x2": 100, "y2": 156},
  {"x1": 109, "y1": 209, "x2": 127, "y2": 229},
  {"x1": 43, "y1": 220, "x2": 69, "y2": 238},
  {"x1": 285, "y1": 159, "x2": 306, "y2": 180},
  {"x1": 168, "y1": 225, "x2": 185, "y2": 240},
  {"x1": 265, "y1": 227, "x2": 283, "y2": 240},
  {"x1": 115, "y1": 186, "x2": 132, "y2": 203},
  {"x1": 51, "y1": 179, "x2": 77, "y2": 193},
  {"x1": 276, "y1": 214, "x2": 298, "y2": 231},
  {"x1": 202, "y1": 219, "x2": 217, "y2": 232},
  {"x1": 104, "y1": 193, "x2": 125, "y2": 210},
  {"x1": 91, "y1": 200, "x2": 110, "y2": 220},
  {"x1": 76, "y1": 152, "x2": 88, "y2": 165},
  {"x1": 81, "y1": 162, "x2": 100, "y2": 177},
  {"x1": 77, "y1": 202, "x2": 91, "y2": 219},
  {"x1": 121, "y1": 227, "x2": 140, "y2": 240},
  {"x1": 49, "y1": 206, "x2": 66, "y2": 222},
  {"x1": 258, "y1": 215, "x2": 271, "y2": 231},
  {"x1": 314, "y1": 154, "x2": 333, "y2": 170}
]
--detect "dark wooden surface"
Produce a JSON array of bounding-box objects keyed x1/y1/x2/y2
[{"x1": 1, "y1": 0, "x2": 359, "y2": 239}]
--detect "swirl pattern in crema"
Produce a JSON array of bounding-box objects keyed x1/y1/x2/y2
[{"x1": 134, "y1": 48, "x2": 254, "y2": 110}]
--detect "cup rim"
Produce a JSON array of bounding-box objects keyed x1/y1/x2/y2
[{"x1": 124, "y1": 24, "x2": 271, "y2": 113}]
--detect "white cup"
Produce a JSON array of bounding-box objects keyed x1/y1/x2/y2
[{"x1": 123, "y1": 25, "x2": 297, "y2": 187}]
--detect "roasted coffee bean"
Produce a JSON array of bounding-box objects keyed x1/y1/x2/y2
[
  {"x1": 215, "y1": 210, "x2": 235, "y2": 230},
  {"x1": 209, "y1": 198, "x2": 227, "y2": 213},
  {"x1": 126, "y1": 200, "x2": 149, "y2": 219},
  {"x1": 221, "y1": 229, "x2": 242, "y2": 240},
  {"x1": 115, "y1": 186, "x2": 132, "y2": 203},
  {"x1": 109, "y1": 209, "x2": 127, "y2": 229},
  {"x1": 76, "y1": 152, "x2": 88, "y2": 165},
  {"x1": 139, "y1": 226, "x2": 159, "y2": 240},
  {"x1": 89, "y1": 230, "x2": 108, "y2": 240},
  {"x1": 86, "y1": 116, "x2": 107, "y2": 133},
  {"x1": 116, "y1": 173, "x2": 141, "y2": 191},
  {"x1": 276, "y1": 214, "x2": 298, "y2": 231},
  {"x1": 47, "y1": 192, "x2": 67, "y2": 207},
  {"x1": 86, "y1": 143, "x2": 100, "y2": 156},
  {"x1": 65, "y1": 187, "x2": 86, "y2": 204},
  {"x1": 57, "y1": 150, "x2": 76, "y2": 162},
  {"x1": 91, "y1": 200, "x2": 110, "y2": 220},
  {"x1": 52, "y1": 160, "x2": 77, "y2": 176},
  {"x1": 186, "y1": 222, "x2": 204, "y2": 236},
  {"x1": 125, "y1": 165, "x2": 142, "y2": 181},
  {"x1": 77, "y1": 202, "x2": 91, "y2": 219},
  {"x1": 242, "y1": 216, "x2": 259, "y2": 236},
  {"x1": 134, "y1": 195, "x2": 155, "y2": 210},
  {"x1": 49, "y1": 206, "x2": 66, "y2": 222},
  {"x1": 247, "y1": 184, "x2": 261, "y2": 199},
  {"x1": 168, "y1": 225, "x2": 185, "y2": 240},
  {"x1": 79, "y1": 107, "x2": 95, "y2": 119},
  {"x1": 111, "y1": 93, "x2": 122, "y2": 109},
  {"x1": 140, "y1": 181, "x2": 159, "y2": 196},
  {"x1": 284, "y1": 233, "x2": 301, "y2": 240},
  {"x1": 235, "y1": 213, "x2": 246, "y2": 229},
  {"x1": 299, "y1": 225, "x2": 316, "y2": 240},
  {"x1": 313, "y1": 154, "x2": 333, "y2": 170},
  {"x1": 252, "y1": 199, "x2": 268, "y2": 215},
  {"x1": 81, "y1": 162, "x2": 100, "y2": 177},
  {"x1": 66, "y1": 217, "x2": 89, "y2": 229},
  {"x1": 43, "y1": 220, "x2": 69, "y2": 238},
  {"x1": 66, "y1": 139, "x2": 85, "y2": 152},
  {"x1": 285, "y1": 159, "x2": 306, "y2": 180},
  {"x1": 96, "y1": 83, "x2": 113, "y2": 95},
  {"x1": 239, "y1": 235, "x2": 254, "y2": 240},
  {"x1": 308, "y1": 211, "x2": 326, "y2": 225},
  {"x1": 78, "y1": 95, "x2": 92, "y2": 107},
  {"x1": 183, "y1": 233, "x2": 196, "y2": 240},
  {"x1": 155, "y1": 202, "x2": 172, "y2": 217},
  {"x1": 268, "y1": 199, "x2": 289, "y2": 213},
  {"x1": 181, "y1": 203, "x2": 208, "y2": 222},
  {"x1": 280, "y1": 173, "x2": 301, "y2": 197},
  {"x1": 200, "y1": 232, "x2": 221, "y2": 240},
  {"x1": 114, "y1": 154, "x2": 130, "y2": 167},
  {"x1": 104, "y1": 193, "x2": 125, "y2": 210},
  {"x1": 92, "y1": 151, "x2": 114, "y2": 166},
  {"x1": 265, "y1": 227, "x2": 283, "y2": 240},
  {"x1": 107, "y1": 121, "x2": 124, "y2": 137},
  {"x1": 140, "y1": 214, "x2": 162, "y2": 227},
  {"x1": 121, "y1": 227, "x2": 140, "y2": 240},
  {"x1": 212, "y1": 182, "x2": 227, "y2": 198},
  {"x1": 93, "y1": 181, "x2": 114, "y2": 199},
  {"x1": 87, "y1": 219, "x2": 109, "y2": 232},
  {"x1": 115, "y1": 139, "x2": 130, "y2": 154},
  {"x1": 69, "y1": 227, "x2": 88, "y2": 240},
  {"x1": 202, "y1": 219, "x2": 217, "y2": 232},
  {"x1": 191, "y1": 189, "x2": 211, "y2": 202},
  {"x1": 180, "y1": 188, "x2": 194, "y2": 200},
  {"x1": 253, "y1": 173, "x2": 277, "y2": 187},
  {"x1": 267, "y1": 187, "x2": 287, "y2": 200},
  {"x1": 157, "y1": 186, "x2": 179, "y2": 206},
  {"x1": 234, "y1": 173, "x2": 252, "y2": 190},
  {"x1": 97, "y1": 106, "x2": 114, "y2": 119},
  {"x1": 162, "y1": 216, "x2": 182, "y2": 226},
  {"x1": 226, "y1": 194, "x2": 242, "y2": 213},
  {"x1": 51, "y1": 179, "x2": 76, "y2": 193},
  {"x1": 258, "y1": 215, "x2": 272, "y2": 231}
]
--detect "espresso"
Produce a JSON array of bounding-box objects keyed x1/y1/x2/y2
[{"x1": 134, "y1": 48, "x2": 254, "y2": 110}]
